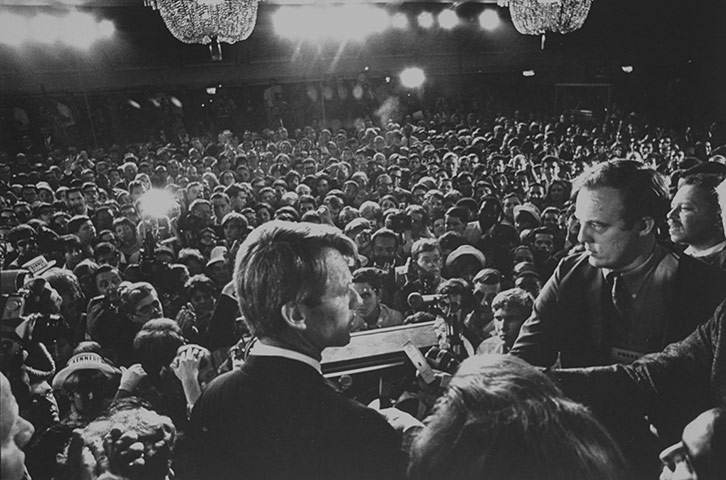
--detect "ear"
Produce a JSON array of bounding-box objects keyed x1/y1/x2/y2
[
  {"x1": 638, "y1": 217, "x2": 657, "y2": 237},
  {"x1": 280, "y1": 301, "x2": 307, "y2": 332}
]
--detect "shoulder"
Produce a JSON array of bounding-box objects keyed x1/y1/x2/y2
[
  {"x1": 380, "y1": 303, "x2": 404, "y2": 324},
  {"x1": 675, "y1": 249, "x2": 726, "y2": 286}
]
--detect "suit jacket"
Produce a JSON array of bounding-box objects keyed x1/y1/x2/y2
[
  {"x1": 554, "y1": 299, "x2": 726, "y2": 449},
  {"x1": 510, "y1": 248, "x2": 726, "y2": 368},
  {"x1": 190, "y1": 356, "x2": 402, "y2": 480}
]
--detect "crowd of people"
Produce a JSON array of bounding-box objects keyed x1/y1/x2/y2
[{"x1": 2, "y1": 105, "x2": 726, "y2": 480}]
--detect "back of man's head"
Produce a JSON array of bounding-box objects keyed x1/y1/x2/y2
[{"x1": 234, "y1": 221, "x2": 356, "y2": 339}]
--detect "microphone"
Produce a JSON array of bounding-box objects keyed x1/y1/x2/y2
[
  {"x1": 338, "y1": 374, "x2": 353, "y2": 392},
  {"x1": 407, "y1": 292, "x2": 444, "y2": 309}
]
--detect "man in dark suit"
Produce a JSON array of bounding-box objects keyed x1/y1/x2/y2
[
  {"x1": 509, "y1": 161, "x2": 726, "y2": 476},
  {"x1": 510, "y1": 160, "x2": 726, "y2": 368},
  {"x1": 190, "y1": 221, "x2": 403, "y2": 480},
  {"x1": 553, "y1": 176, "x2": 726, "y2": 479}
]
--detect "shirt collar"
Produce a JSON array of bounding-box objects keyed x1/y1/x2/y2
[
  {"x1": 248, "y1": 341, "x2": 322, "y2": 374},
  {"x1": 602, "y1": 243, "x2": 664, "y2": 294},
  {"x1": 684, "y1": 240, "x2": 726, "y2": 258}
]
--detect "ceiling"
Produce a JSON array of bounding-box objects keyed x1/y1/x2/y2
[{"x1": 0, "y1": 0, "x2": 724, "y2": 99}]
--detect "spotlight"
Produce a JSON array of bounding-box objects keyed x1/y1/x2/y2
[
  {"x1": 392, "y1": 13, "x2": 408, "y2": 29},
  {"x1": 0, "y1": 13, "x2": 28, "y2": 46},
  {"x1": 62, "y1": 12, "x2": 98, "y2": 49},
  {"x1": 479, "y1": 10, "x2": 500, "y2": 30},
  {"x1": 206, "y1": 86, "x2": 217, "y2": 95},
  {"x1": 98, "y1": 20, "x2": 115, "y2": 38},
  {"x1": 621, "y1": 65, "x2": 634, "y2": 73},
  {"x1": 138, "y1": 189, "x2": 177, "y2": 219},
  {"x1": 418, "y1": 12, "x2": 434, "y2": 29},
  {"x1": 439, "y1": 10, "x2": 458, "y2": 30},
  {"x1": 29, "y1": 14, "x2": 61, "y2": 44},
  {"x1": 400, "y1": 67, "x2": 425, "y2": 89},
  {"x1": 522, "y1": 70, "x2": 535, "y2": 77}
]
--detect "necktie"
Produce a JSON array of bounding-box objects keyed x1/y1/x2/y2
[{"x1": 609, "y1": 273, "x2": 632, "y2": 322}]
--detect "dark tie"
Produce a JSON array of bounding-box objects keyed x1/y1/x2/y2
[{"x1": 609, "y1": 272, "x2": 632, "y2": 322}]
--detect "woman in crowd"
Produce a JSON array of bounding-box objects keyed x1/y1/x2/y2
[{"x1": 408, "y1": 355, "x2": 628, "y2": 480}]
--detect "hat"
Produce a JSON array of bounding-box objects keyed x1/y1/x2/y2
[
  {"x1": 343, "y1": 217, "x2": 371, "y2": 237},
  {"x1": 473, "y1": 268, "x2": 503, "y2": 285},
  {"x1": 21, "y1": 255, "x2": 57, "y2": 276},
  {"x1": 445, "y1": 245, "x2": 486, "y2": 269},
  {"x1": 514, "y1": 203, "x2": 542, "y2": 226},
  {"x1": 207, "y1": 246, "x2": 228, "y2": 268},
  {"x1": 52, "y1": 352, "x2": 119, "y2": 389}
]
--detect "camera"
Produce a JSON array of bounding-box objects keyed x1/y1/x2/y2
[
  {"x1": 425, "y1": 346, "x2": 460, "y2": 374},
  {"x1": 177, "y1": 211, "x2": 207, "y2": 233},
  {"x1": 1, "y1": 270, "x2": 29, "y2": 324}
]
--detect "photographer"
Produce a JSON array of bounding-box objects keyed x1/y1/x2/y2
[
  {"x1": 87, "y1": 282, "x2": 162, "y2": 367},
  {"x1": 398, "y1": 238, "x2": 443, "y2": 315},
  {"x1": 6, "y1": 224, "x2": 38, "y2": 268},
  {"x1": 433, "y1": 278, "x2": 492, "y2": 360}
]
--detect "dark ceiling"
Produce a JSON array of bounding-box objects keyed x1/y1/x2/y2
[{"x1": 0, "y1": 0, "x2": 724, "y2": 95}]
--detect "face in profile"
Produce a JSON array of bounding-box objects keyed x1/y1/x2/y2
[
  {"x1": 668, "y1": 185, "x2": 721, "y2": 248},
  {"x1": 575, "y1": 187, "x2": 645, "y2": 270},
  {"x1": 297, "y1": 248, "x2": 361, "y2": 350}
]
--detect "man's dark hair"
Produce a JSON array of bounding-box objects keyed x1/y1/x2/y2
[
  {"x1": 235, "y1": 220, "x2": 356, "y2": 338},
  {"x1": 371, "y1": 227, "x2": 399, "y2": 248},
  {"x1": 574, "y1": 160, "x2": 669, "y2": 227},
  {"x1": 352, "y1": 267, "x2": 384, "y2": 292},
  {"x1": 411, "y1": 238, "x2": 441, "y2": 262},
  {"x1": 8, "y1": 224, "x2": 36, "y2": 247},
  {"x1": 133, "y1": 318, "x2": 186, "y2": 375},
  {"x1": 68, "y1": 215, "x2": 91, "y2": 235},
  {"x1": 406, "y1": 205, "x2": 429, "y2": 227},
  {"x1": 679, "y1": 173, "x2": 725, "y2": 220},
  {"x1": 112, "y1": 216, "x2": 136, "y2": 231},
  {"x1": 185, "y1": 274, "x2": 217, "y2": 298},
  {"x1": 93, "y1": 242, "x2": 119, "y2": 261},
  {"x1": 445, "y1": 206, "x2": 469, "y2": 224}
]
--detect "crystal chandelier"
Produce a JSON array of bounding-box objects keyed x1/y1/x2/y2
[
  {"x1": 499, "y1": 0, "x2": 593, "y2": 46},
  {"x1": 145, "y1": 0, "x2": 260, "y2": 60}
]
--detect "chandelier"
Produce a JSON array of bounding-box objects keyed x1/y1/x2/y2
[
  {"x1": 145, "y1": 0, "x2": 260, "y2": 60},
  {"x1": 499, "y1": 0, "x2": 593, "y2": 47}
]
